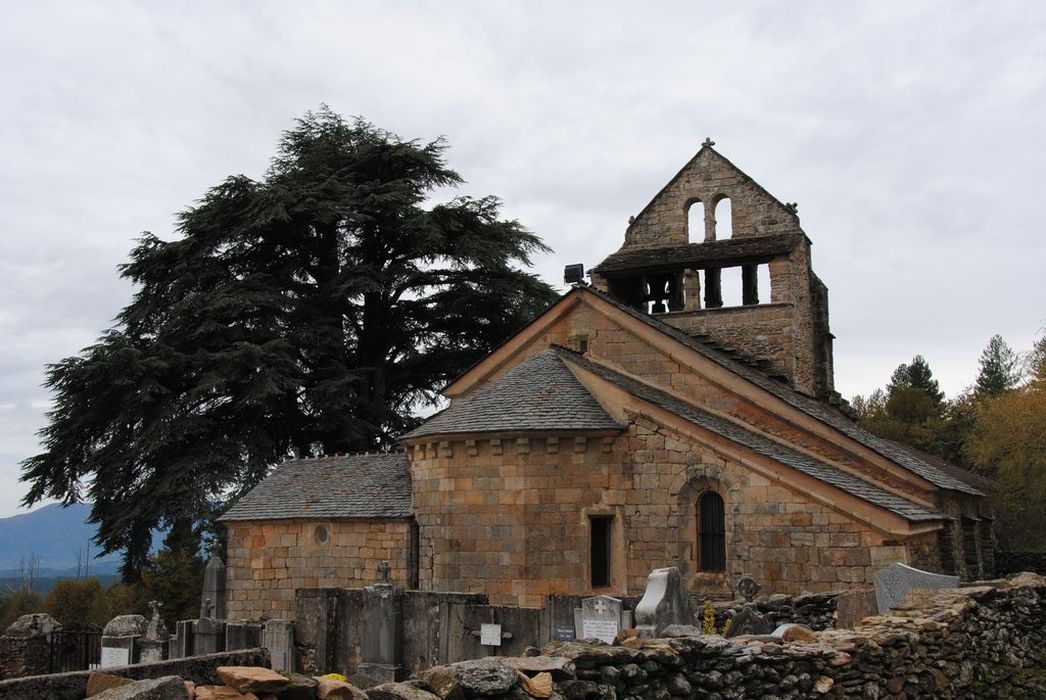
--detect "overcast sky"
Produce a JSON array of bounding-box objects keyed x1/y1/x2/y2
[{"x1": 1, "y1": 1, "x2": 1044, "y2": 518}]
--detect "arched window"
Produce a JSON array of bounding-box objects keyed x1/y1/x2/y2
[
  {"x1": 686, "y1": 199, "x2": 703, "y2": 242},
  {"x1": 697, "y1": 492, "x2": 726, "y2": 571},
  {"x1": 714, "y1": 197, "x2": 733, "y2": 238}
]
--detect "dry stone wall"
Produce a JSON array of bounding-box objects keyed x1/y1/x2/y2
[{"x1": 389, "y1": 574, "x2": 1045, "y2": 700}]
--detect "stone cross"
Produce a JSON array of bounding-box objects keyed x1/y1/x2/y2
[
  {"x1": 702, "y1": 137, "x2": 716, "y2": 148},
  {"x1": 200, "y1": 598, "x2": 214, "y2": 620},
  {"x1": 378, "y1": 560, "x2": 391, "y2": 584},
  {"x1": 736, "y1": 574, "x2": 761, "y2": 603}
]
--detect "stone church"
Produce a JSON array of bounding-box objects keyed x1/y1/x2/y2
[{"x1": 221, "y1": 143, "x2": 992, "y2": 619}]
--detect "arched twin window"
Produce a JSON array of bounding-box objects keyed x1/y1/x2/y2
[{"x1": 698, "y1": 492, "x2": 726, "y2": 571}]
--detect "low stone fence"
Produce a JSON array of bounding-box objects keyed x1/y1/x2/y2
[
  {"x1": 376, "y1": 573, "x2": 1045, "y2": 699},
  {"x1": 0, "y1": 647, "x2": 269, "y2": 700},
  {"x1": 996, "y1": 551, "x2": 1046, "y2": 575}
]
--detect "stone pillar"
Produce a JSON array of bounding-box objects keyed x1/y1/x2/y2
[
  {"x1": 742, "y1": 265, "x2": 759, "y2": 305},
  {"x1": 202, "y1": 556, "x2": 227, "y2": 621},
  {"x1": 262, "y1": 619, "x2": 295, "y2": 673},
  {"x1": 358, "y1": 561, "x2": 403, "y2": 682},
  {"x1": 683, "y1": 269, "x2": 701, "y2": 311},
  {"x1": 1, "y1": 614, "x2": 61, "y2": 678},
  {"x1": 704, "y1": 268, "x2": 723, "y2": 309}
]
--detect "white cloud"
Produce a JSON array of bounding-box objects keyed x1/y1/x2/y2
[{"x1": 1, "y1": 1, "x2": 1045, "y2": 515}]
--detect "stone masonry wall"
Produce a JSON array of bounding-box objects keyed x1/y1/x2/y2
[
  {"x1": 623, "y1": 147, "x2": 801, "y2": 249},
  {"x1": 409, "y1": 412, "x2": 893, "y2": 608},
  {"x1": 552, "y1": 302, "x2": 940, "y2": 509},
  {"x1": 401, "y1": 574, "x2": 1046, "y2": 700},
  {"x1": 660, "y1": 304, "x2": 795, "y2": 381},
  {"x1": 226, "y1": 519, "x2": 411, "y2": 620}
]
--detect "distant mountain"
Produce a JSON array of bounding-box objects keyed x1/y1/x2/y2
[{"x1": 0, "y1": 503, "x2": 123, "y2": 577}]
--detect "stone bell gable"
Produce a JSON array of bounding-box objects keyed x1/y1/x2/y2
[
  {"x1": 591, "y1": 142, "x2": 834, "y2": 401},
  {"x1": 621, "y1": 140, "x2": 802, "y2": 249}
]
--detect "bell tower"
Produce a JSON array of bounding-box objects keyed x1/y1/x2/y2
[{"x1": 590, "y1": 141, "x2": 838, "y2": 401}]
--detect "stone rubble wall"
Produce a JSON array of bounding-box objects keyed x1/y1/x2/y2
[
  {"x1": 0, "y1": 647, "x2": 269, "y2": 700},
  {"x1": 0, "y1": 634, "x2": 49, "y2": 679},
  {"x1": 386, "y1": 575, "x2": 1045, "y2": 700}
]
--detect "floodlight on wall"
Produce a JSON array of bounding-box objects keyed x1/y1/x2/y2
[{"x1": 564, "y1": 263, "x2": 585, "y2": 285}]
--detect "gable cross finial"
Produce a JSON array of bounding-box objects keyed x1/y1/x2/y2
[
  {"x1": 702, "y1": 137, "x2": 716, "y2": 148},
  {"x1": 785, "y1": 202, "x2": 799, "y2": 214}
]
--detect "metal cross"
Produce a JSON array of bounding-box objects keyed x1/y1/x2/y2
[{"x1": 594, "y1": 599, "x2": 608, "y2": 615}]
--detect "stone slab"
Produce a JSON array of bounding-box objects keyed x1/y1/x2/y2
[{"x1": 873, "y1": 563, "x2": 959, "y2": 614}]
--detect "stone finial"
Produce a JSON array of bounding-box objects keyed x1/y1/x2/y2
[
  {"x1": 378, "y1": 560, "x2": 391, "y2": 584},
  {"x1": 785, "y1": 202, "x2": 799, "y2": 214},
  {"x1": 628, "y1": 215, "x2": 635, "y2": 225},
  {"x1": 736, "y1": 573, "x2": 761, "y2": 603},
  {"x1": 702, "y1": 137, "x2": 716, "y2": 148}
]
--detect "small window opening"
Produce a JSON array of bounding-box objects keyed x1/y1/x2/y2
[
  {"x1": 590, "y1": 516, "x2": 612, "y2": 587},
  {"x1": 686, "y1": 200, "x2": 703, "y2": 242},
  {"x1": 758, "y1": 264, "x2": 772, "y2": 303},
  {"x1": 698, "y1": 493, "x2": 726, "y2": 571},
  {"x1": 314, "y1": 525, "x2": 329, "y2": 544},
  {"x1": 715, "y1": 197, "x2": 733, "y2": 238},
  {"x1": 720, "y1": 267, "x2": 744, "y2": 307},
  {"x1": 644, "y1": 273, "x2": 683, "y2": 314}
]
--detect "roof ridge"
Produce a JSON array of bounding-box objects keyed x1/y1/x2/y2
[
  {"x1": 554, "y1": 348, "x2": 946, "y2": 523},
  {"x1": 577, "y1": 285, "x2": 981, "y2": 496}
]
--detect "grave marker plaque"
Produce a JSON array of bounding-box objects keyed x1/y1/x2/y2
[
  {"x1": 578, "y1": 595, "x2": 623, "y2": 644},
  {"x1": 873, "y1": 562, "x2": 959, "y2": 614}
]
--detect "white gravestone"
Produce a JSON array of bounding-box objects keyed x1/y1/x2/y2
[
  {"x1": 873, "y1": 562, "x2": 960, "y2": 614},
  {"x1": 480, "y1": 623, "x2": 502, "y2": 646},
  {"x1": 100, "y1": 645, "x2": 131, "y2": 668},
  {"x1": 579, "y1": 595, "x2": 623, "y2": 644}
]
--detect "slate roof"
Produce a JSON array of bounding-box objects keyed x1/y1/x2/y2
[
  {"x1": 581, "y1": 286, "x2": 983, "y2": 496},
  {"x1": 554, "y1": 347, "x2": 947, "y2": 522},
  {"x1": 219, "y1": 453, "x2": 411, "y2": 521},
  {"x1": 591, "y1": 234, "x2": 800, "y2": 275},
  {"x1": 404, "y1": 349, "x2": 624, "y2": 439}
]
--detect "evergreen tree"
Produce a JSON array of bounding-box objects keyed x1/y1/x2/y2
[
  {"x1": 1026, "y1": 334, "x2": 1046, "y2": 384},
  {"x1": 20, "y1": 108, "x2": 558, "y2": 578},
  {"x1": 857, "y1": 355, "x2": 949, "y2": 458},
  {"x1": 974, "y1": 334, "x2": 1021, "y2": 397}
]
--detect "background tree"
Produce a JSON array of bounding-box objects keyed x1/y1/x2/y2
[
  {"x1": 21, "y1": 107, "x2": 558, "y2": 578},
  {"x1": 974, "y1": 334, "x2": 1022, "y2": 398},
  {"x1": 44, "y1": 578, "x2": 109, "y2": 627},
  {"x1": 965, "y1": 376, "x2": 1046, "y2": 550},
  {"x1": 856, "y1": 355, "x2": 950, "y2": 458}
]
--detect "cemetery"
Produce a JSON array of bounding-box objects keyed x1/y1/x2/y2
[
  {"x1": 3, "y1": 131, "x2": 1041, "y2": 699},
  {"x1": 0, "y1": 557, "x2": 1041, "y2": 698}
]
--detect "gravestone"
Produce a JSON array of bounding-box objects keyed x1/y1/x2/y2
[
  {"x1": 634, "y1": 567, "x2": 693, "y2": 638},
  {"x1": 100, "y1": 614, "x2": 147, "y2": 668},
  {"x1": 835, "y1": 589, "x2": 879, "y2": 629},
  {"x1": 202, "y1": 555, "x2": 227, "y2": 621},
  {"x1": 576, "y1": 595, "x2": 623, "y2": 644},
  {"x1": 263, "y1": 619, "x2": 295, "y2": 673},
  {"x1": 725, "y1": 605, "x2": 771, "y2": 637},
  {"x1": 169, "y1": 620, "x2": 195, "y2": 659},
  {"x1": 226, "y1": 621, "x2": 263, "y2": 651},
  {"x1": 359, "y1": 560, "x2": 403, "y2": 682},
  {"x1": 195, "y1": 599, "x2": 225, "y2": 654},
  {"x1": 137, "y1": 601, "x2": 169, "y2": 663},
  {"x1": 873, "y1": 563, "x2": 959, "y2": 614}
]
